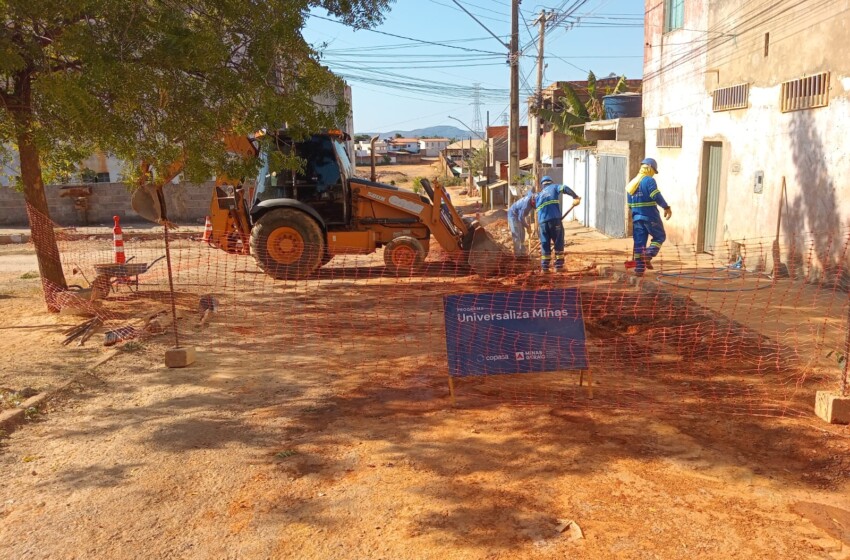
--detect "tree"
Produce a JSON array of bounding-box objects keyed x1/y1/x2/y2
[
  {"x1": 394, "y1": 133, "x2": 402, "y2": 138},
  {"x1": 1, "y1": 0, "x2": 393, "y2": 310},
  {"x1": 533, "y1": 71, "x2": 629, "y2": 145},
  {"x1": 466, "y1": 146, "x2": 487, "y2": 178},
  {"x1": 354, "y1": 134, "x2": 371, "y2": 142}
]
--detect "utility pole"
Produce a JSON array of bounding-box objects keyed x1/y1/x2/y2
[
  {"x1": 533, "y1": 10, "x2": 547, "y2": 187},
  {"x1": 485, "y1": 110, "x2": 490, "y2": 182},
  {"x1": 508, "y1": 0, "x2": 520, "y2": 204},
  {"x1": 468, "y1": 136, "x2": 474, "y2": 194}
]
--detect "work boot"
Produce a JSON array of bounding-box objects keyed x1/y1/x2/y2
[{"x1": 645, "y1": 257, "x2": 654, "y2": 270}]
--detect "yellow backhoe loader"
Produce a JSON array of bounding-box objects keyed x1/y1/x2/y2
[{"x1": 132, "y1": 130, "x2": 506, "y2": 278}]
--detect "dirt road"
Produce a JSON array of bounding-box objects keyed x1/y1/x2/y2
[
  {"x1": 0, "y1": 252, "x2": 37, "y2": 275},
  {"x1": 1, "y1": 232, "x2": 849, "y2": 559}
]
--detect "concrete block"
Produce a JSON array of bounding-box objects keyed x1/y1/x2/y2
[
  {"x1": 815, "y1": 391, "x2": 850, "y2": 424},
  {"x1": 165, "y1": 346, "x2": 196, "y2": 368}
]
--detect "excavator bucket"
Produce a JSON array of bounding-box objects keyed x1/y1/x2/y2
[
  {"x1": 468, "y1": 226, "x2": 508, "y2": 276},
  {"x1": 131, "y1": 184, "x2": 164, "y2": 224}
]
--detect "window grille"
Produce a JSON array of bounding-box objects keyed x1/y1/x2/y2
[
  {"x1": 656, "y1": 126, "x2": 683, "y2": 148},
  {"x1": 712, "y1": 83, "x2": 749, "y2": 112},
  {"x1": 781, "y1": 72, "x2": 829, "y2": 112}
]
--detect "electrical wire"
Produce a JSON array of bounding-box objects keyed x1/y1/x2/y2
[{"x1": 309, "y1": 13, "x2": 507, "y2": 55}]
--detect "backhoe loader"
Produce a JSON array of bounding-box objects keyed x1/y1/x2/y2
[{"x1": 132, "y1": 130, "x2": 506, "y2": 279}]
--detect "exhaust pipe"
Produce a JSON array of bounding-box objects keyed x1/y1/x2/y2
[{"x1": 370, "y1": 135, "x2": 379, "y2": 182}]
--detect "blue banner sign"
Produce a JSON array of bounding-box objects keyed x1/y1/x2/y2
[{"x1": 443, "y1": 288, "x2": 588, "y2": 377}]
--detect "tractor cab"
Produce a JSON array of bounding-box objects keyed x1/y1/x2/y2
[{"x1": 252, "y1": 131, "x2": 354, "y2": 226}]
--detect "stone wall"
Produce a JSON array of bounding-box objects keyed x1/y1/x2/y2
[{"x1": 0, "y1": 182, "x2": 215, "y2": 226}]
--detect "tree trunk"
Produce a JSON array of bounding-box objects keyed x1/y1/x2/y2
[{"x1": 14, "y1": 118, "x2": 68, "y2": 312}]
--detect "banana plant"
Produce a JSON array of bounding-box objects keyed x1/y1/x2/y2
[{"x1": 533, "y1": 71, "x2": 630, "y2": 145}]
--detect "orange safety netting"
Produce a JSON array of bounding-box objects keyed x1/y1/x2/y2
[{"x1": 25, "y1": 203, "x2": 850, "y2": 418}]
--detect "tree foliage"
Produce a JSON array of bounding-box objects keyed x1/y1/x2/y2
[
  {"x1": 1, "y1": 0, "x2": 394, "y2": 181},
  {"x1": 0, "y1": 0, "x2": 394, "y2": 307},
  {"x1": 533, "y1": 71, "x2": 629, "y2": 145}
]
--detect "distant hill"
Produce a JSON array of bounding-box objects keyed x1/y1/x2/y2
[{"x1": 356, "y1": 125, "x2": 474, "y2": 140}]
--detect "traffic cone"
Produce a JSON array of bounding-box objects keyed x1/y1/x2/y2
[
  {"x1": 112, "y1": 215, "x2": 125, "y2": 264},
  {"x1": 202, "y1": 215, "x2": 213, "y2": 243}
]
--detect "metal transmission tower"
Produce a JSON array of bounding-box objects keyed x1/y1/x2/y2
[
  {"x1": 470, "y1": 83, "x2": 484, "y2": 138},
  {"x1": 501, "y1": 113, "x2": 508, "y2": 126}
]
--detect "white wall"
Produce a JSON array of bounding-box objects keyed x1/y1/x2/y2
[
  {"x1": 643, "y1": 0, "x2": 850, "y2": 275},
  {"x1": 646, "y1": 77, "x2": 850, "y2": 252},
  {"x1": 564, "y1": 149, "x2": 598, "y2": 229}
]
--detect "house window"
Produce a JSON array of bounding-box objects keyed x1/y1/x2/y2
[
  {"x1": 712, "y1": 83, "x2": 749, "y2": 112},
  {"x1": 781, "y1": 72, "x2": 830, "y2": 112},
  {"x1": 656, "y1": 126, "x2": 683, "y2": 148},
  {"x1": 664, "y1": 0, "x2": 684, "y2": 33}
]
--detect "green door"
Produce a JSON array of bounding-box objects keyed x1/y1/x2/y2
[{"x1": 702, "y1": 143, "x2": 722, "y2": 253}]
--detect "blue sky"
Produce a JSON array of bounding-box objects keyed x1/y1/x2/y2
[{"x1": 303, "y1": 1, "x2": 646, "y2": 134}]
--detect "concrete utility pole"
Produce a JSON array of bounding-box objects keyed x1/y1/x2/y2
[
  {"x1": 485, "y1": 110, "x2": 490, "y2": 182},
  {"x1": 533, "y1": 10, "x2": 547, "y2": 187},
  {"x1": 508, "y1": 0, "x2": 520, "y2": 202}
]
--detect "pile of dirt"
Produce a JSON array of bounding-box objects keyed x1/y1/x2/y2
[{"x1": 483, "y1": 217, "x2": 513, "y2": 249}]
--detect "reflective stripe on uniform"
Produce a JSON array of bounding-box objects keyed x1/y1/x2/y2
[
  {"x1": 649, "y1": 189, "x2": 660, "y2": 198},
  {"x1": 537, "y1": 200, "x2": 559, "y2": 211},
  {"x1": 628, "y1": 201, "x2": 657, "y2": 208},
  {"x1": 650, "y1": 241, "x2": 663, "y2": 247},
  {"x1": 541, "y1": 255, "x2": 551, "y2": 260}
]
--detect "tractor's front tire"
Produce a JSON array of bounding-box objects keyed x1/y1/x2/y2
[
  {"x1": 383, "y1": 236, "x2": 426, "y2": 276},
  {"x1": 250, "y1": 208, "x2": 325, "y2": 280}
]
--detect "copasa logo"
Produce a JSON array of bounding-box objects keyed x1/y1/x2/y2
[{"x1": 476, "y1": 354, "x2": 509, "y2": 363}]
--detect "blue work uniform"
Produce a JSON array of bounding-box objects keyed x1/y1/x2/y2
[
  {"x1": 507, "y1": 193, "x2": 535, "y2": 256},
  {"x1": 628, "y1": 176, "x2": 670, "y2": 275},
  {"x1": 535, "y1": 183, "x2": 579, "y2": 271}
]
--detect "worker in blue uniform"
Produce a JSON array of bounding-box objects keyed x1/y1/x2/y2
[
  {"x1": 535, "y1": 176, "x2": 581, "y2": 272},
  {"x1": 507, "y1": 190, "x2": 535, "y2": 256},
  {"x1": 627, "y1": 158, "x2": 672, "y2": 276}
]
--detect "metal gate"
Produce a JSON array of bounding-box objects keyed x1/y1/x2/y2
[
  {"x1": 702, "y1": 143, "x2": 722, "y2": 253},
  {"x1": 595, "y1": 155, "x2": 627, "y2": 237}
]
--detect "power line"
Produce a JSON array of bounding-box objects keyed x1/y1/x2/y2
[
  {"x1": 448, "y1": 0, "x2": 511, "y2": 46},
  {"x1": 309, "y1": 13, "x2": 507, "y2": 55}
]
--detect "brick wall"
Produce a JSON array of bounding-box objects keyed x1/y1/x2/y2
[{"x1": 0, "y1": 181, "x2": 215, "y2": 226}]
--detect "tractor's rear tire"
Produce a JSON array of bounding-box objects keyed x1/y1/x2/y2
[
  {"x1": 383, "y1": 236, "x2": 426, "y2": 276},
  {"x1": 250, "y1": 208, "x2": 324, "y2": 280}
]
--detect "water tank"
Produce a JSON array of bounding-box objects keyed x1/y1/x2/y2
[{"x1": 602, "y1": 93, "x2": 642, "y2": 119}]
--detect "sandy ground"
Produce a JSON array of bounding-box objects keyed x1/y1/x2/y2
[
  {"x1": 1, "y1": 201, "x2": 850, "y2": 559},
  {"x1": 356, "y1": 162, "x2": 444, "y2": 188}
]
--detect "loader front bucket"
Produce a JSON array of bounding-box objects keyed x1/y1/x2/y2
[
  {"x1": 468, "y1": 226, "x2": 508, "y2": 276},
  {"x1": 131, "y1": 185, "x2": 165, "y2": 224}
]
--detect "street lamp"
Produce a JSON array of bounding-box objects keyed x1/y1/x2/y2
[{"x1": 447, "y1": 115, "x2": 484, "y2": 140}]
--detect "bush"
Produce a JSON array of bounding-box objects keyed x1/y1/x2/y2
[{"x1": 412, "y1": 177, "x2": 425, "y2": 193}]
